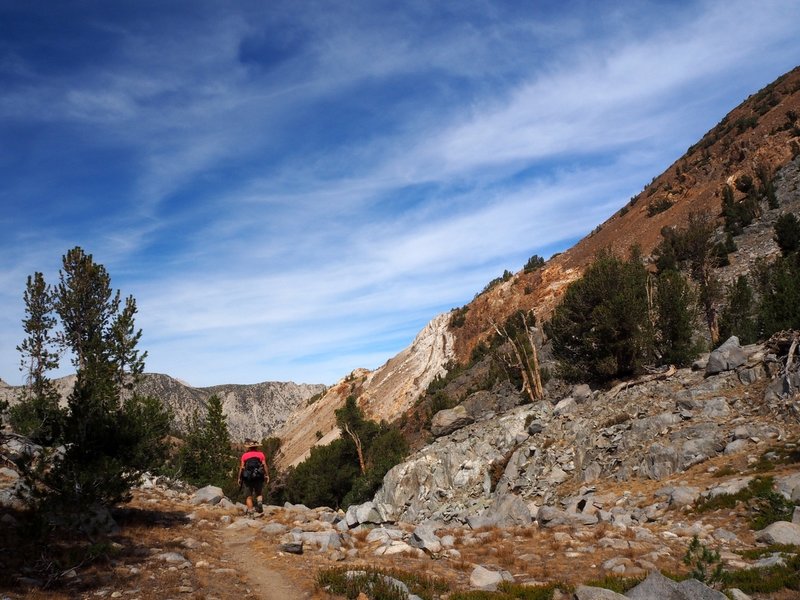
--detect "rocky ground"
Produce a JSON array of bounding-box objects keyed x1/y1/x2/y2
[
  {"x1": 2, "y1": 337, "x2": 799, "y2": 599},
  {"x1": 2, "y1": 448, "x2": 799, "y2": 600}
]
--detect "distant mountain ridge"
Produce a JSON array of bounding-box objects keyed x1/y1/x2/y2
[{"x1": 0, "y1": 373, "x2": 326, "y2": 443}]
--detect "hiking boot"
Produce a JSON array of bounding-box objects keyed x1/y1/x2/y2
[{"x1": 256, "y1": 502, "x2": 263, "y2": 513}]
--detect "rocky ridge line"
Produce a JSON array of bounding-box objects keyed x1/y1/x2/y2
[{"x1": 0, "y1": 373, "x2": 326, "y2": 443}]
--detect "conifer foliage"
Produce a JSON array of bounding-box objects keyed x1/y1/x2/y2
[
  {"x1": 179, "y1": 394, "x2": 235, "y2": 490},
  {"x1": 285, "y1": 396, "x2": 407, "y2": 508},
  {"x1": 774, "y1": 212, "x2": 800, "y2": 256},
  {"x1": 719, "y1": 276, "x2": 759, "y2": 344},
  {"x1": 546, "y1": 248, "x2": 703, "y2": 381},
  {"x1": 13, "y1": 247, "x2": 170, "y2": 512},
  {"x1": 10, "y1": 272, "x2": 64, "y2": 444},
  {"x1": 545, "y1": 249, "x2": 654, "y2": 382},
  {"x1": 653, "y1": 269, "x2": 699, "y2": 367}
]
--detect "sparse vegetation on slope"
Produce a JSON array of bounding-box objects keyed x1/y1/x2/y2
[{"x1": 284, "y1": 395, "x2": 408, "y2": 508}]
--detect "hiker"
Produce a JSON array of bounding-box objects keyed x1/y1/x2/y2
[{"x1": 237, "y1": 439, "x2": 269, "y2": 513}]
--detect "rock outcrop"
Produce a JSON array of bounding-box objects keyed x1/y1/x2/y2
[
  {"x1": 374, "y1": 336, "x2": 798, "y2": 524},
  {"x1": 274, "y1": 312, "x2": 455, "y2": 467},
  {"x1": 358, "y1": 312, "x2": 455, "y2": 423}
]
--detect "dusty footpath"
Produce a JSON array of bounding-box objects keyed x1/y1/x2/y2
[{"x1": 1, "y1": 485, "x2": 322, "y2": 600}]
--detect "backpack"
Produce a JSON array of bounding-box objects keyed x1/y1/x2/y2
[{"x1": 242, "y1": 457, "x2": 265, "y2": 481}]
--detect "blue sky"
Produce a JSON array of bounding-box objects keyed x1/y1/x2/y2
[{"x1": 2, "y1": 1, "x2": 799, "y2": 387}]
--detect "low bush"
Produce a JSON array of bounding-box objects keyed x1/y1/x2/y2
[
  {"x1": 316, "y1": 567, "x2": 448, "y2": 600},
  {"x1": 683, "y1": 535, "x2": 723, "y2": 585},
  {"x1": 647, "y1": 197, "x2": 673, "y2": 217},
  {"x1": 695, "y1": 476, "x2": 796, "y2": 529},
  {"x1": 583, "y1": 575, "x2": 642, "y2": 593},
  {"x1": 740, "y1": 544, "x2": 799, "y2": 559},
  {"x1": 712, "y1": 465, "x2": 737, "y2": 478},
  {"x1": 450, "y1": 582, "x2": 571, "y2": 600},
  {"x1": 523, "y1": 254, "x2": 545, "y2": 273},
  {"x1": 722, "y1": 553, "x2": 800, "y2": 594}
]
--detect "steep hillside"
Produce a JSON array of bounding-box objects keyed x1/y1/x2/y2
[
  {"x1": 275, "y1": 313, "x2": 454, "y2": 467},
  {"x1": 274, "y1": 66, "x2": 800, "y2": 467},
  {"x1": 450, "y1": 66, "x2": 800, "y2": 363}
]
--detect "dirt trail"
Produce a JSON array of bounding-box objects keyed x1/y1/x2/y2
[{"x1": 223, "y1": 527, "x2": 309, "y2": 600}]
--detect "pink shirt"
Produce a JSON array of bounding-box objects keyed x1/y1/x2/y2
[{"x1": 241, "y1": 450, "x2": 266, "y2": 465}]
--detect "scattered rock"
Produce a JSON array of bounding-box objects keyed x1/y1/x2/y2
[
  {"x1": 469, "y1": 565, "x2": 513, "y2": 591},
  {"x1": 431, "y1": 405, "x2": 474, "y2": 437},
  {"x1": 755, "y1": 521, "x2": 800, "y2": 546},
  {"x1": 627, "y1": 571, "x2": 727, "y2": 599},
  {"x1": 408, "y1": 522, "x2": 442, "y2": 553},
  {"x1": 574, "y1": 586, "x2": 627, "y2": 599},
  {"x1": 261, "y1": 523, "x2": 289, "y2": 536},
  {"x1": 192, "y1": 485, "x2": 225, "y2": 506},
  {"x1": 279, "y1": 542, "x2": 304, "y2": 554},
  {"x1": 155, "y1": 552, "x2": 190, "y2": 567}
]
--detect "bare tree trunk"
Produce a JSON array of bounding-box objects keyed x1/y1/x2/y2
[
  {"x1": 491, "y1": 312, "x2": 544, "y2": 402},
  {"x1": 709, "y1": 309, "x2": 720, "y2": 346},
  {"x1": 521, "y1": 312, "x2": 544, "y2": 400},
  {"x1": 343, "y1": 423, "x2": 366, "y2": 475},
  {"x1": 646, "y1": 273, "x2": 657, "y2": 328},
  {"x1": 786, "y1": 333, "x2": 798, "y2": 372},
  {"x1": 491, "y1": 320, "x2": 534, "y2": 403}
]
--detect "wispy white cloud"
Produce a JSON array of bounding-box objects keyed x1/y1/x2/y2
[{"x1": 2, "y1": 0, "x2": 799, "y2": 386}]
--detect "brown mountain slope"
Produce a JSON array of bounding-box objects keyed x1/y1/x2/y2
[
  {"x1": 275, "y1": 65, "x2": 800, "y2": 468},
  {"x1": 450, "y1": 65, "x2": 800, "y2": 364}
]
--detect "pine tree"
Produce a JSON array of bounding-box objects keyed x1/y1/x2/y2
[
  {"x1": 56, "y1": 247, "x2": 120, "y2": 372},
  {"x1": 285, "y1": 397, "x2": 407, "y2": 508},
  {"x1": 11, "y1": 272, "x2": 64, "y2": 444},
  {"x1": 755, "y1": 254, "x2": 800, "y2": 336},
  {"x1": 774, "y1": 213, "x2": 800, "y2": 256},
  {"x1": 654, "y1": 270, "x2": 699, "y2": 366},
  {"x1": 107, "y1": 295, "x2": 147, "y2": 391},
  {"x1": 204, "y1": 394, "x2": 235, "y2": 485},
  {"x1": 23, "y1": 247, "x2": 168, "y2": 510},
  {"x1": 545, "y1": 249, "x2": 654, "y2": 382},
  {"x1": 179, "y1": 409, "x2": 208, "y2": 484},
  {"x1": 719, "y1": 276, "x2": 759, "y2": 344},
  {"x1": 683, "y1": 213, "x2": 723, "y2": 344},
  {"x1": 179, "y1": 395, "x2": 234, "y2": 489}
]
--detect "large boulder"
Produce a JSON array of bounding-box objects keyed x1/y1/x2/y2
[
  {"x1": 487, "y1": 493, "x2": 532, "y2": 526},
  {"x1": 626, "y1": 571, "x2": 727, "y2": 599},
  {"x1": 469, "y1": 565, "x2": 513, "y2": 591},
  {"x1": 574, "y1": 586, "x2": 627, "y2": 599},
  {"x1": 537, "y1": 505, "x2": 598, "y2": 527},
  {"x1": 755, "y1": 521, "x2": 800, "y2": 546},
  {"x1": 191, "y1": 485, "x2": 225, "y2": 505},
  {"x1": 290, "y1": 530, "x2": 342, "y2": 550},
  {"x1": 776, "y1": 473, "x2": 800, "y2": 502},
  {"x1": 706, "y1": 337, "x2": 747, "y2": 376},
  {"x1": 466, "y1": 494, "x2": 532, "y2": 529},
  {"x1": 345, "y1": 501, "x2": 389, "y2": 527},
  {"x1": 408, "y1": 522, "x2": 442, "y2": 553},
  {"x1": 373, "y1": 408, "x2": 530, "y2": 523},
  {"x1": 431, "y1": 405, "x2": 474, "y2": 437}
]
